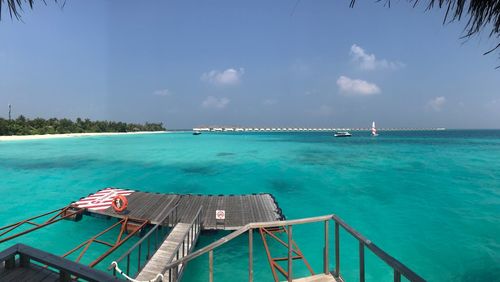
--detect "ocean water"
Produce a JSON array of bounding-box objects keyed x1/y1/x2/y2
[{"x1": 0, "y1": 131, "x2": 499, "y2": 281}]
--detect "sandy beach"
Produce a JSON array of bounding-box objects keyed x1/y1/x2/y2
[{"x1": 0, "y1": 131, "x2": 167, "y2": 142}]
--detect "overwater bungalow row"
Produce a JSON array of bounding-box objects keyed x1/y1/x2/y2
[{"x1": 193, "y1": 127, "x2": 445, "y2": 132}]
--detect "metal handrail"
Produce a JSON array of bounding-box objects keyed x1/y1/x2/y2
[
  {"x1": 161, "y1": 205, "x2": 203, "y2": 281},
  {"x1": 162, "y1": 214, "x2": 425, "y2": 282},
  {"x1": 166, "y1": 205, "x2": 203, "y2": 265},
  {"x1": 164, "y1": 215, "x2": 332, "y2": 268},
  {"x1": 331, "y1": 215, "x2": 424, "y2": 282},
  {"x1": 107, "y1": 203, "x2": 179, "y2": 275}
]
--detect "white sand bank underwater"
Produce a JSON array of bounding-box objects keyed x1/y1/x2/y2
[{"x1": 0, "y1": 131, "x2": 168, "y2": 142}]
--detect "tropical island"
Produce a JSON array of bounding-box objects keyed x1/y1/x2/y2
[{"x1": 0, "y1": 116, "x2": 165, "y2": 136}]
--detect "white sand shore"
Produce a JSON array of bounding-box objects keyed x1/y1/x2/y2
[{"x1": 0, "y1": 131, "x2": 167, "y2": 142}]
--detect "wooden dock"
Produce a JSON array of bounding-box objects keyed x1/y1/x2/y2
[
  {"x1": 136, "y1": 223, "x2": 196, "y2": 281},
  {"x1": 136, "y1": 205, "x2": 203, "y2": 281},
  {"x1": 73, "y1": 188, "x2": 285, "y2": 230},
  {"x1": 177, "y1": 194, "x2": 283, "y2": 230}
]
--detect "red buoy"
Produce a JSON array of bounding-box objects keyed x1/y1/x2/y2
[{"x1": 111, "y1": 195, "x2": 128, "y2": 213}]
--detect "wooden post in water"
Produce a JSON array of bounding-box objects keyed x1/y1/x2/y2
[
  {"x1": 394, "y1": 270, "x2": 401, "y2": 282},
  {"x1": 209, "y1": 250, "x2": 214, "y2": 282},
  {"x1": 324, "y1": 220, "x2": 329, "y2": 274},
  {"x1": 288, "y1": 225, "x2": 293, "y2": 282},
  {"x1": 249, "y1": 228, "x2": 253, "y2": 282},
  {"x1": 359, "y1": 241, "x2": 365, "y2": 282},
  {"x1": 335, "y1": 222, "x2": 340, "y2": 277}
]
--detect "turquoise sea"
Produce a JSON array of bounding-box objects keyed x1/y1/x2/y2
[{"x1": 0, "y1": 131, "x2": 499, "y2": 281}]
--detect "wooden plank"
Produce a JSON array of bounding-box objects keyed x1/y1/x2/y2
[
  {"x1": 244, "y1": 195, "x2": 256, "y2": 224},
  {"x1": 151, "y1": 195, "x2": 179, "y2": 225},
  {"x1": 142, "y1": 194, "x2": 175, "y2": 224}
]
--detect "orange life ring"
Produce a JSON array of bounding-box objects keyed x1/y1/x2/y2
[{"x1": 111, "y1": 195, "x2": 128, "y2": 213}]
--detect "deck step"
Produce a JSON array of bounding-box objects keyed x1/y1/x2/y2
[{"x1": 291, "y1": 273, "x2": 341, "y2": 282}]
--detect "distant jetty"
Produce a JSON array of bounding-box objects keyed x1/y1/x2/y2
[{"x1": 193, "y1": 126, "x2": 446, "y2": 132}]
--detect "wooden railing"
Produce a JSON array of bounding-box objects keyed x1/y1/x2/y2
[
  {"x1": 162, "y1": 214, "x2": 425, "y2": 282},
  {"x1": 0, "y1": 244, "x2": 118, "y2": 282},
  {"x1": 162, "y1": 205, "x2": 203, "y2": 282},
  {"x1": 108, "y1": 203, "x2": 179, "y2": 277}
]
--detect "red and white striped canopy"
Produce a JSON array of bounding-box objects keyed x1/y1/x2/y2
[{"x1": 74, "y1": 188, "x2": 134, "y2": 211}]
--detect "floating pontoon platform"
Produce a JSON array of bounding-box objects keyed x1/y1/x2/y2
[
  {"x1": 0, "y1": 186, "x2": 425, "y2": 282},
  {"x1": 73, "y1": 188, "x2": 285, "y2": 230}
]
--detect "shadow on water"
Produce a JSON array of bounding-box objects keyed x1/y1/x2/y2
[
  {"x1": 179, "y1": 164, "x2": 218, "y2": 175},
  {"x1": 293, "y1": 149, "x2": 366, "y2": 168},
  {"x1": 0, "y1": 157, "x2": 97, "y2": 170},
  {"x1": 294, "y1": 150, "x2": 333, "y2": 166},
  {"x1": 216, "y1": 152, "x2": 235, "y2": 157},
  {"x1": 456, "y1": 265, "x2": 500, "y2": 282},
  {"x1": 0, "y1": 156, "x2": 222, "y2": 178},
  {"x1": 268, "y1": 179, "x2": 302, "y2": 194}
]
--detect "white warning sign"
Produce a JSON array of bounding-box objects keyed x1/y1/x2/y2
[{"x1": 216, "y1": 210, "x2": 225, "y2": 220}]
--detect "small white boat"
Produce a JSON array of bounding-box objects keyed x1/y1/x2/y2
[
  {"x1": 334, "y1": 131, "x2": 352, "y2": 137},
  {"x1": 371, "y1": 121, "x2": 379, "y2": 137}
]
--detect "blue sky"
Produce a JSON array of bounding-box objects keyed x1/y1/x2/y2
[{"x1": 1, "y1": 0, "x2": 499, "y2": 129}]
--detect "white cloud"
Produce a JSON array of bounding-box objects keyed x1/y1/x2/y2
[
  {"x1": 153, "y1": 89, "x2": 172, "y2": 96},
  {"x1": 427, "y1": 96, "x2": 446, "y2": 111},
  {"x1": 305, "y1": 90, "x2": 318, "y2": 96},
  {"x1": 201, "y1": 68, "x2": 244, "y2": 86},
  {"x1": 350, "y1": 44, "x2": 404, "y2": 71},
  {"x1": 306, "y1": 105, "x2": 334, "y2": 117},
  {"x1": 290, "y1": 60, "x2": 311, "y2": 76},
  {"x1": 262, "y1": 99, "x2": 277, "y2": 106},
  {"x1": 336, "y1": 76, "x2": 381, "y2": 96},
  {"x1": 316, "y1": 105, "x2": 334, "y2": 116},
  {"x1": 202, "y1": 96, "x2": 230, "y2": 109},
  {"x1": 484, "y1": 99, "x2": 500, "y2": 110}
]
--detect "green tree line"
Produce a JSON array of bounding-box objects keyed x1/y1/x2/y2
[{"x1": 0, "y1": 116, "x2": 165, "y2": 136}]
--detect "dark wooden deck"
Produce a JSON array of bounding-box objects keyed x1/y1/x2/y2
[
  {"x1": 177, "y1": 194, "x2": 284, "y2": 230},
  {"x1": 0, "y1": 244, "x2": 118, "y2": 282},
  {"x1": 0, "y1": 263, "x2": 60, "y2": 282},
  {"x1": 74, "y1": 189, "x2": 285, "y2": 230}
]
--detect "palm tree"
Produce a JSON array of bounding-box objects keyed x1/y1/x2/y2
[{"x1": 2, "y1": 0, "x2": 499, "y2": 65}]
